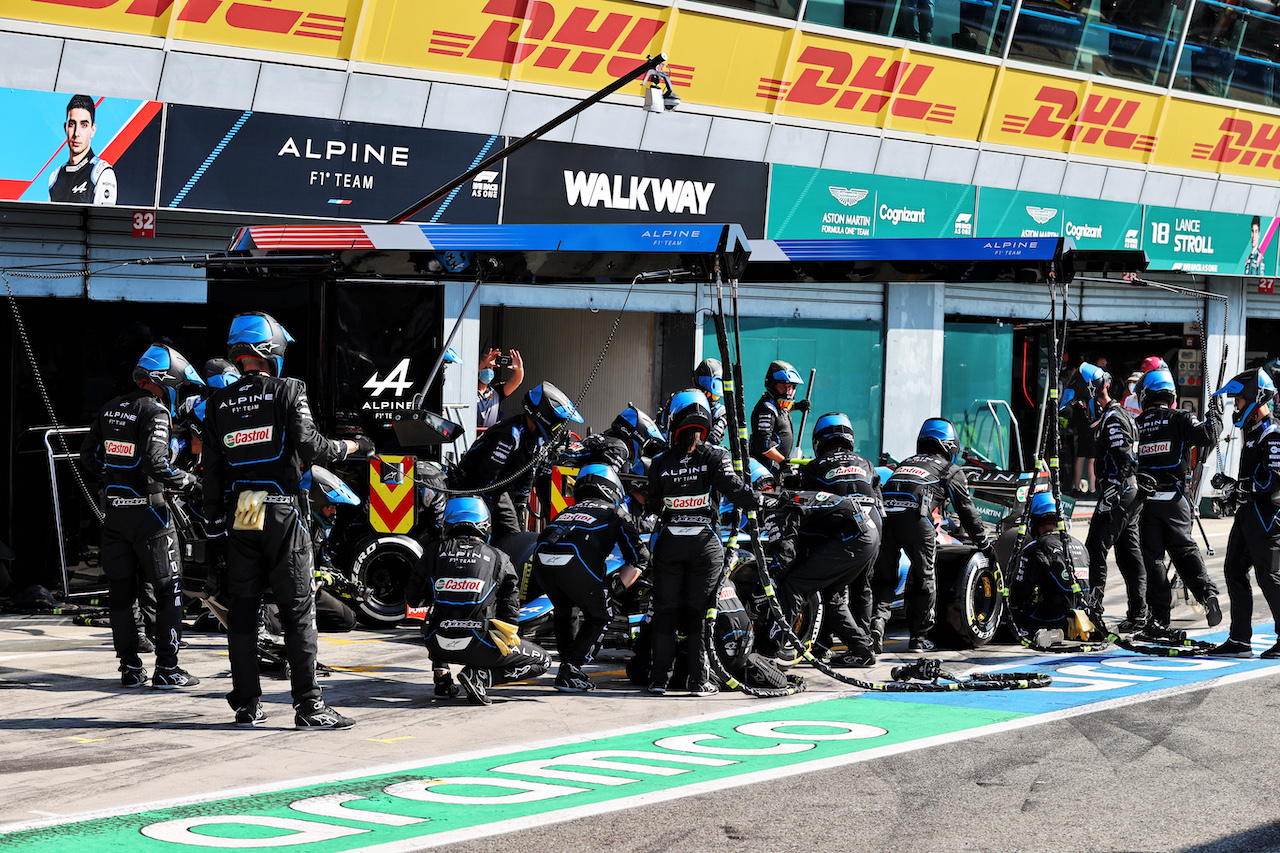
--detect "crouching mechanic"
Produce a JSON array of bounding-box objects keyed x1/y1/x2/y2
[
  {"x1": 1008, "y1": 492, "x2": 1094, "y2": 648},
  {"x1": 407, "y1": 497, "x2": 551, "y2": 704},
  {"x1": 872, "y1": 418, "x2": 995, "y2": 652},
  {"x1": 203, "y1": 312, "x2": 373, "y2": 730},
  {"x1": 532, "y1": 464, "x2": 649, "y2": 691},
  {"x1": 80, "y1": 343, "x2": 204, "y2": 689}
]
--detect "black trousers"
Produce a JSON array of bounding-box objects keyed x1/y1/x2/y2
[
  {"x1": 426, "y1": 635, "x2": 551, "y2": 684},
  {"x1": 1222, "y1": 505, "x2": 1280, "y2": 643},
  {"x1": 1141, "y1": 494, "x2": 1218, "y2": 626},
  {"x1": 1085, "y1": 478, "x2": 1146, "y2": 621},
  {"x1": 649, "y1": 526, "x2": 722, "y2": 689},
  {"x1": 533, "y1": 554, "x2": 613, "y2": 668},
  {"x1": 225, "y1": 503, "x2": 321, "y2": 708},
  {"x1": 872, "y1": 513, "x2": 936, "y2": 636},
  {"x1": 102, "y1": 506, "x2": 184, "y2": 670},
  {"x1": 778, "y1": 538, "x2": 877, "y2": 656}
]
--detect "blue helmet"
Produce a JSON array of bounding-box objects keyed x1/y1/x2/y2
[
  {"x1": 133, "y1": 344, "x2": 203, "y2": 414},
  {"x1": 442, "y1": 496, "x2": 491, "y2": 540},
  {"x1": 444, "y1": 347, "x2": 462, "y2": 365},
  {"x1": 1061, "y1": 362, "x2": 1111, "y2": 419},
  {"x1": 749, "y1": 458, "x2": 775, "y2": 490},
  {"x1": 813, "y1": 412, "x2": 855, "y2": 455},
  {"x1": 301, "y1": 466, "x2": 359, "y2": 527},
  {"x1": 765, "y1": 359, "x2": 803, "y2": 387},
  {"x1": 201, "y1": 357, "x2": 240, "y2": 390},
  {"x1": 667, "y1": 389, "x2": 712, "y2": 444},
  {"x1": 574, "y1": 463, "x2": 625, "y2": 506},
  {"x1": 1214, "y1": 368, "x2": 1277, "y2": 428},
  {"x1": 1138, "y1": 368, "x2": 1177, "y2": 407},
  {"x1": 228, "y1": 312, "x2": 294, "y2": 377},
  {"x1": 1029, "y1": 490, "x2": 1058, "y2": 525},
  {"x1": 694, "y1": 358, "x2": 723, "y2": 402},
  {"x1": 522, "y1": 381, "x2": 584, "y2": 441},
  {"x1": 917, "y1": 417, "x2": 960, "y2": 462},
  {"x1": 610, "y1": 404, "x2": 666, "y2": 460}
]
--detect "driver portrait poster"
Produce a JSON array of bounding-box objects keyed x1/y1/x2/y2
[{"x1": 0, "y1": 86, "x2": 161, "y2": 207}]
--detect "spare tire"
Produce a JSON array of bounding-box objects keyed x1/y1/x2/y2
[{"x1": 349, "y1": 534, "x2": 422, "y2": 626}]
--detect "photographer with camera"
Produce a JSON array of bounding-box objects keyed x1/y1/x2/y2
[{"x1": 477, "y1": 348, "x2": 524, "y2": 430}]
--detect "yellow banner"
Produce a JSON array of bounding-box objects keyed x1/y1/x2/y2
[
  {"x1": 359, "y1": 0, "x2": 671, "y2": 89},
  {"x1": 1159, "y1": 96, "x2": 1280, "y2": 181},
  {"x1": 983, "y1": 67, "x2": 1162, "y2": 163},
  {"x1": 767, "y1": 31, "x2": 995, "y2": 139},
  {"x1": 0, "y1": 0, "x2": 361, "y2": 59}
]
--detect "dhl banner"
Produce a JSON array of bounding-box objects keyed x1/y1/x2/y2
[
  {"x1": 368, "y1": 454, "x2": 415, "y2": 535},
  {"x1": 6, "y1": 0, "x2": 1280, "y2": 185},
  {"x1": 983, "y1": 67, "x2": 1163, "y2": 164},
  {"x1": 4, "y1": 0, "x2": 361, "y2": 59}
]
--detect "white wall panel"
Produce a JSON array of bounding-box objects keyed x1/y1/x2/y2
[
  {"x1": 972, "y1": 150, "x2": 1023, "y2": 189},
  {"x1": 573, "y1": 101, "x2": 647, "y2": 150},
  {"x1": 705, "y1": 116, "x2": 771, "y2": 162},
  {"x1": 1016, "y1": 156, "x2": 1066, "y2": 194},
  {"x1": 159, "y1": 53, "x2": 259, "y2": 110},
  {"x1": 1061, "y1": 162, "x2": 1106, "y2": 199},
  {"x1": 1210, "y1": 181, "x2": 1251, "y2": 213},
  {"x1": 57, "y1": 41, "x2": 163, "y2": 101},
  {"x1": 340, "y1": 74, "x2": 431, "y2": 127},
  {"x1": 765, "y1": 124, "x2": 828, "y2": 168},
  {"x1": 1176, "y1": 176, "x2": 1218, "y2": 210},
  {"x1": 638, "y1": 110, "x2": 711, "y2": 156},
  {"x1": 0, "y1": 32, "x2": 62, "y2": 91},
  {"x1": 254, "y1": 64, "x2": 345, "y2": 119},
  {"x1": 875, "y1": 138, "x2": 930, "y2": 179},
  {"x1": 500, "y1": 91, "x2": 578, "y2": 141},
  {"x1": 423, "y1": 83, "x2": 507, "y2": 133},
  {"x1": 1139, "y1": 170, "x2": 1182, "y2": 207},
  {"x1": 822, "y1": 131, "x2": 881, "y2": 172}
]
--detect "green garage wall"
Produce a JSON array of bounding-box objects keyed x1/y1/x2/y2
[{"x1": 941, "y1": 322, "x2": 1014, "y2": 467}]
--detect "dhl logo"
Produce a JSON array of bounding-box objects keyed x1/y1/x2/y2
[
  {"x1": 1192, "y1": 117, "x2": 1280, "y2": 169},
  {"x1": 429, "y1": 0, "x2": 689, "y2": 84},
  {"x1": 35, "y1": 0, "x2": 348, "y2": 41},
  {"x1": 759, "y1": 48, "x2": 955, "y2": 124},
  {"x1": 1001, "y1": 86, "x2": 1155, "y2": 153}
]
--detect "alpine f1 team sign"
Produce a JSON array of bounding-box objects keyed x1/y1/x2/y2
[{"x1": 503, "y1": 141, "x2": 767, "y2": 236}]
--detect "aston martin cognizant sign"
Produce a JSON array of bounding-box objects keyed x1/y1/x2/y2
[{"x1": 502, "y1": 141, "x2": 767, "y2": 237}]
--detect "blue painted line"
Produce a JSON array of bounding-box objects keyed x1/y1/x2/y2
[
  {"x1": 167, "y1": 110, "x2": 252, "y2": 208},
  {"x1": 865, "y1": 625, "x2": 1280, "y2": 714},
  {"x1": 428, "y1": 134, "x2": 499, "y2": 223}
]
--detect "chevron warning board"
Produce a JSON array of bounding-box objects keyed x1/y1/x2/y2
[{"x1": 369, "y1": 455, "x2": 415, "y2": 534}]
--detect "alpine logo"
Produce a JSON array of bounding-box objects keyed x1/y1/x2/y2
[
  {"x1": 665, "y1": 493, "x2": 710, "y2": 510},
  {"x1": 1026, "y1": 206, "x2": 1058, "y2": 224},
  {"x1": 435, "y1": 577, "x2": 485, "y2": 594},
  {"x1": 563, "y1": 172, "x2": 715, "y2": 215},
  {"x1": 224, "y1": 426, "x2": 273, "y2": 447},
  {"x1": 1139, "y1": 441, "x2": 1171, "y2": 456},
  {"x1": 72, "y1": 180, "x2": 88, "y2": 195},
  {"x1": 364, "y1": 358, "x2": 415, "y2": 397},
  {"x1": 829, "y1": 187, "x2": 869, "y2": 207},
  {"x1": 104, "y1": 440, "x2": 135, "y2": 457}
]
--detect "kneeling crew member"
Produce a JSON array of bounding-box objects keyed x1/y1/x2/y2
[
  {"x1": 532, "y1": 464, "x2": 649, "y2": 692},
  {"x1": 1008, "y1": 492, "x2": 1086, "y2": 647},
  {"x1": 872, "y1": 418, "x2": 994, "y2": 652},
  {"x1": 81, "y1": 344, "x2": 204, "y2": 689},
  {"x1": 407, "y1": 497, "x2": 552, "y2": 704}
]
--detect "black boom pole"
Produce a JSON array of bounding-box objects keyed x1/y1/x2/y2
[{"x1": 388, "y1": 53, "x2": 669, "y2": 224}]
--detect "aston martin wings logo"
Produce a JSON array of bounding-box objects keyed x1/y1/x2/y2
[
  {"x1": 1026, "y1": 206, "x2": 1058, "y2": 224},
  {"x1": 829, "y1": 187, "x2": 869, "y2": 207}
]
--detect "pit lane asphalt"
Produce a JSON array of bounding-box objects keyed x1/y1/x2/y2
[{"x1": 2, "y1": 516, "x2": 1275, "y2": 852}]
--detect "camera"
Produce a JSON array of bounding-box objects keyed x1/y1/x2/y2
[{"x1": 495, "y1": 353, "x2": 514, "y2": 368}]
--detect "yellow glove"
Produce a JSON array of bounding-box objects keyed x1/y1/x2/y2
[
  {"x1": 233, "y1": 490, "x2": 268, "y2": 531},
  {"x1": 488, "y1": 618, "x2": 520, "y2": 655}
]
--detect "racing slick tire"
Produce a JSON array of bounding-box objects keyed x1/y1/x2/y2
[
  {"x1": 935, "y1": 546, "x2": 1004, "y2": 648},
  {"x1": 349, "y1": 534, "x2": 422, "y2": 626}
]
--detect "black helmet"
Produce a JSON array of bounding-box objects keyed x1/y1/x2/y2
[
  {"x1": 812, "y1": 412, "x2": 855, "y2": 455},
  {"x1": 133, "y1": 344, "x2": 203, "y2": 414},
  {"x1": 522, "y1": 381, "x2": 584, "y2": 441},
  {"x1": 610, "y1": 404, "x2": 666, "y2": 460},
  {"x1": 202, "y1": 357, "x2": 241, "y2": 390},
  {"x1": 441, "y1": 496, "x2": 492, "y2": 541},
  {"x1": 573, "y1": 463, "x2": 626, "y2": 506},
  {"x1": 301, "y1": 466, "x2": 359, "y2": 528},
  {"x1": 667, "y1": 389, "x2": 712, "y2": 446},
  {"x1": 228, "y1": 312, "x2": 294, "y2": 376},
  {"x1": 1061, "y1": 362, "x2": 1111, "y2": 419},
  {"x1": 1214, "y1": 367, "x2": 1278, "y2": 428},
  {"x1": 764, "y1": 359, "x2": 803, "y2": 401},
  {"x1": 917, "y1": 417, "x2": 960, "y2": 462},
  {"x1": 694, "y1": 358, "x2": 723, "y2": 402}
]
